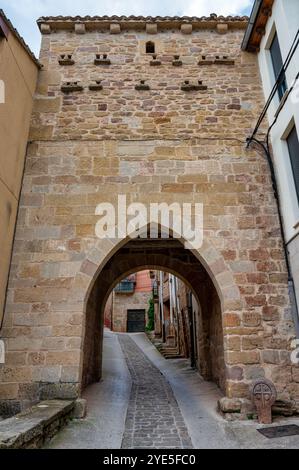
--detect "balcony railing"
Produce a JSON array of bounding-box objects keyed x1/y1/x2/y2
[{"x1": 114, "y1": 280, "x2": 135, "y2": 294}]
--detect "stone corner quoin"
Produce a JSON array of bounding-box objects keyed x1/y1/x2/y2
[{"x1": 0, "y1": 15, "x2": 298, "y2": 417}]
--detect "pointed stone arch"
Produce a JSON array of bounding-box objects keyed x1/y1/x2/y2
[
  {"x1": 72, "y1": 225, "x2": 242, "y2": 396},
  {"x1": 74, "y1": 233, "x2": 241, "y2": 313}
]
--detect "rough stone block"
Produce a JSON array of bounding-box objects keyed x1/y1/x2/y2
[
  {"x1": 40, "y1": 24, "x2": 51, "y2": 34},
  {"x1": 225, "y1": 336, "x2": 241, "y2": 351},
  {"x1": 241, "y1": 399, "x2": 255, "y2": 416},
  {"x1": 0, "y1": 400, "x2": 21, "y2": 419},
  {"x1": 272, "y1": 400, "x2": 297, "y2": 417},
  {"x1": 245, "y1": 366, "x2": 265, "y2": 380},
  {"x1": 226, "y1": 351, "x2": 260, "y2": 365},
  {"x1": 181, "y1": 24, "x2": 192, "y2": 34},
  {"x1": 223, "y1": 313, "x2": 241, "y2": 328},
  {"x1": 75, "y1": 23, "x2": 86, "y2": 34},
  {"x1": 110, "y1": 23, "x2": 121, "y2": 34},
  {"x1": 243, "y1": 312, "x2": 262, "y2": 327},
  {"x1": 261, "y1": 350, "x2": 280, "y2": 364},
  {"x1": 242, "y1": 336, "x2": 263, "y2": 350},
  {"x1": 217, "y1": 23, "x2": 228, "y2": 34},
  {"x1": 34, "y1": 97, "x2": 61, "y2": 113},
  {"x1": 72, "y1": 399, "x2": 87, "y2": 419},
  {"x1": 146, "y1": 23, "x2": 157, "y2": 34},
  {"x1": 0, "y1": 383, "x2": 19, "y2": 400},
  {"x1": 38, "y1": 366, "x2": 61, "y2": 383},
  {"x1": 61, "y1": 366, "x2": 80, "y2": 382},
  {"x1": 226, "y1": 366, "x2": 244, "y2": 381},
  {"x1": 39, "y1": 383, "x2": 80, "y2": 401},
  {"x1": 36, "y1": 70, "x2": 61, "y2": 94},
  {"x1": 227, "y1": 381, "x2": 250, "y2": 398},
  {"x1": 29, "y1": 126, "x2": 54, "y2": 140},
  {"x1": 218, "y1": 397, "x2": 242, "y2": 413},
  {"x1": 46, "y1": 350, "x2": 80, "y2": 367}
]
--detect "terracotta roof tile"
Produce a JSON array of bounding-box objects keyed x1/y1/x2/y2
[{"x1": 37, "y1": 14, "x2": 249, "y2": 29}]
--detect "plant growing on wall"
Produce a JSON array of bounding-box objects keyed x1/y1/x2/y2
[{"x1": 146, "y1": 297, "x2": 155, "y2": 331}]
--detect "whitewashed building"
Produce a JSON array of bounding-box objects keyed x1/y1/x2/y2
[{"x1": 242, "y1": 0, "x2": 299, "y2": 333}]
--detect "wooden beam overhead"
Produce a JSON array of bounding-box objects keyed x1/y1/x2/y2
[{"x1": 243, "y1": 0, "x2": 274, "y2": 52}]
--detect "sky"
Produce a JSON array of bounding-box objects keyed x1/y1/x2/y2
[{"x1": 1, "y1": 0, "x2": 254, "y2": 57}]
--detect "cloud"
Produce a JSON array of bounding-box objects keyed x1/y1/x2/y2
[
  {"x1": 183, "y1": 0, "x2": 253, "y2": 16},
  {"x1": 5, "y1": 0, "x2": 253, "y2": 18}
]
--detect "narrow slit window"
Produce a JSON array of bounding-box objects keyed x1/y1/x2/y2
[{"x1": 146, "y1": 41, "x2": 155, "y2": 54}]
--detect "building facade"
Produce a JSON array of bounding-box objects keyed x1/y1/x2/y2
[
  {"x1": 242, "y1": 0, "x2": 299, "y2": 332},
  {"x1": 104, "y1": 270, "x2": 153, "y2": 332},
  {"x1": 0, "y1": 11, "x2": 40, "y2": 329},
  {"x1": 155, "y1": 271, "x2": 225, "y2": 390},
  {"x1": 0, "y1": 13, "x2": 298, "y2": 419},
  {"x1": 154, "y1": 272, "x2": 196, "y2": 357}
]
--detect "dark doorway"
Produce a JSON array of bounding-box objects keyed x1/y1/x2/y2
[{"x1": 127, "y1": 309, "x2": 146, "y2": 333}]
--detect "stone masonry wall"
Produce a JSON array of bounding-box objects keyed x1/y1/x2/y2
[
  {"x1": 112, "y1": 291, "x2": 151, "y2": 333},
  {"x1": 0, "y1": 17, "x2": 298, "y2": 414}
]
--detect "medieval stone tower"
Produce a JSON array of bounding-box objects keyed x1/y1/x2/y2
[{"x1": 0, "y1": 14, "x2": 298, "y2": 418}]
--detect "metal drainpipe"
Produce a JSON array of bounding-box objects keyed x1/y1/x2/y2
[
  {"x1": 169, "y1": 275, "x2": 174, "y2": 327},
  {"x1": 111, "y1": 291, "x2": 114, "y2": 332},
  {"x1": 159, "y1": 271, "x2": 165, "y2": 342},
  {"x1": 175, "y1": 278, "x2": 181, "y2": 355},
  {"x1": 188, "y1": 292, "x2": 196, "y2": 368}
]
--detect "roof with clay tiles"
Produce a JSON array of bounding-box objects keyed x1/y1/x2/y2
[{"x1": 37, "y1": 14, "x2": 249, "y2": 31}]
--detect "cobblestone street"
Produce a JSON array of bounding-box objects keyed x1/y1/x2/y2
[
  {"x1": 118, "y1": 335, "x2": 193, "y2": 449},
  {"x1": 44, "y1": 331, "x2": 299, "y2": 450}
]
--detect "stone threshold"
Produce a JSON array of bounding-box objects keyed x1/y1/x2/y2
[{"x1": 0, "y1": 400, "x2": 76, "y2": 449}]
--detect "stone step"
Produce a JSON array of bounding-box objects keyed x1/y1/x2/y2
[
  {"x1": 159, "y1": 349, "x2": 179, "y2": 354},
  {"x1": 159, "y1": 347, "x2": 183, "y2": 360},
  {"x1": 163, "y1": 354, "x2": 183, "y2": 359},
  {"x1": 0, "y1": 400, "x2": 76, "y2": 449}
]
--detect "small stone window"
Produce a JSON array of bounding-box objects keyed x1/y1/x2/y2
[
  {"x1": 146, "y1": 41, "x2": 155, "y2": 54},
  {"x1": 59, "y1": 54, "x2": 75, "y2": 65}
]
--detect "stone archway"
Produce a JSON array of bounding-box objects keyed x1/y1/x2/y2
[
  {"x1": 76, "y1": 234, "x2": 241, "y2": 313},
  {"x1": 75, "y1": 230, "x2": 241, "y2": 398}
]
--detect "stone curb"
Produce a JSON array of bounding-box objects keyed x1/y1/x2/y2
[{"x1": 0, "y1": 400, "x2": 75, "y2": 449}]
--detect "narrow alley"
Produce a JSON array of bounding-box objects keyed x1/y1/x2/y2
[
  {"x1": 119, "y1": 335, "x2": 193, "y2": 449},
  {"x1": 45, "y1": 331, "x2": 299, "y2": 450}
]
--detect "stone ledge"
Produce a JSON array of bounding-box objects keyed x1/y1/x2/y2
[
  {"x1": 37, "y1": 15, "x2": 249, "y2": 34},
  {"x1": 0, "y1": 400, "x2": 75, "y2": 449}
]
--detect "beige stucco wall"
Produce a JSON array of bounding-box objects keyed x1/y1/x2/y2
[{"x1": 0, "y1": 30, "x2": 39, "y2": 325}]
